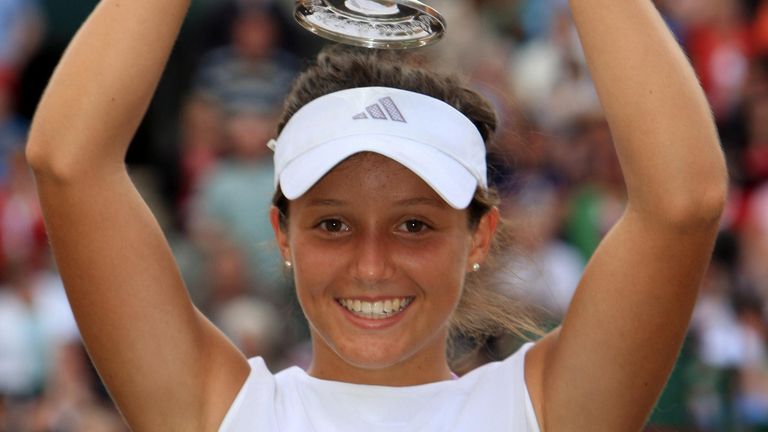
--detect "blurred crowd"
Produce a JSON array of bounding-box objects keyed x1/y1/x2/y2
[{"x1": 0, "y1": 0, "x2": 767, "y2": 430}]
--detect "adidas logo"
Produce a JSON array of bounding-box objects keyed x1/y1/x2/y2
[{"x1": 352, "y1": 97, "x2": 407, "y2": 123}]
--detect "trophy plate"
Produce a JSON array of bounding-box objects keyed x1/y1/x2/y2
[{"x1": 295, "y1": 0, "x2": 446, "y2": 49}]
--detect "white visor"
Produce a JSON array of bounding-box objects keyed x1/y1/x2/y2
[{"x1": 270, "y1": 87, "x2": 488, "y2": 209}]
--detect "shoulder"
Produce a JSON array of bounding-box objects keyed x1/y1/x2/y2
[
  {"x1": 446, "y1": 343, "x2": 541, "y2": 432},
  {"x1": 524, "y1": 332, "x2": 559, "y2": 431}
]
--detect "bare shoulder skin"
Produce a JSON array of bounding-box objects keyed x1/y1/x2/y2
[
  {"x1": 26, "y1": 1, "x2": 249, "y2": 430},
  {"x1": 523, "y1": 1, "x2": 727, "y2": 430}
]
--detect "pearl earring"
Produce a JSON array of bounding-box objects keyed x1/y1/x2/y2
[
  {"x1": 472, "y1": 263, "x2": 481, "y2": 272},
  {"x1": 285, "y1": 261, "x2": 293, "y2": 269}
]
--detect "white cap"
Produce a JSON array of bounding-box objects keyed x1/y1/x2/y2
[{"x1": 270, "y1": 87, "x2": 488, "y2": 209}]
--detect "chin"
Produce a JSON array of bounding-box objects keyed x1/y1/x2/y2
[{"x1": 333, "y1": 338, "x2": 414, "y2": 371}]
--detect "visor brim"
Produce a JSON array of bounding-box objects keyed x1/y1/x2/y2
[{"x1": 278, "y1": 135, "x2": 480, "y2": 209}]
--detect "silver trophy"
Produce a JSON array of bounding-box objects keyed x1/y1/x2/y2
[{"x1": 295, "y1": 0, "x2": 446, "y2": 49}]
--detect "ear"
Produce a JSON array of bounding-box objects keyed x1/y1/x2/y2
[
  {"x1": 270, "y1": 206, "x2": 290, "y2": 261},
  {"x1": 467, "y1": 206, "x2": 499, "y2": 270}
]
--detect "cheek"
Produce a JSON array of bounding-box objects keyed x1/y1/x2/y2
[
  {"x1": 398, "y1": 236, "x2": 472, "y2": 276},
  {"x1": 290, "y1": 243, "x2": 341, "y2": 300},
  {"x1": 287, "y1": 234, "x2": 359, "y2": 317},
  {"x1": 396, "y1": 238, "x2": 472, "y2": 312}
]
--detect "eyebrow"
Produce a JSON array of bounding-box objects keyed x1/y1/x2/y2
[
  {"x1": 393, "y1": 197, "x2": 447, "y2": 208},
  {"x1": 305, "y1": 198, "x2": 348, "y2": 207}
]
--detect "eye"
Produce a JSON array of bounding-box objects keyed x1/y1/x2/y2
[
  {"x1": 318, "y1": 219, "x2": 350, "y2": 233},
  {"x1": 398, "y1": 219, "x2": 430, "y2": 233}
]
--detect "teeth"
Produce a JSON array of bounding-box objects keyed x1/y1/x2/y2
[{"x1": 338, "y1": 297, "x2": 413, "y2": 320}]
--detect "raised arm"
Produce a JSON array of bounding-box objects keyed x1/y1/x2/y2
[
  {"x1": 525, "y1": 1, "x2": 728, "y2": 430},
  {"x1": 26, "y1": 1, "x2": 249, "y2": 429}
]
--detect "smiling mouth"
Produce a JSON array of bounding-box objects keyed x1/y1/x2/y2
[{"x1": 337, "y1": 297, "x2": 414, "y2": 320}]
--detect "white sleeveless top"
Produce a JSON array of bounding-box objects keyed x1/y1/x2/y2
[{"x1": 219, "y1": 343, "x2": 541, "y2": 432}]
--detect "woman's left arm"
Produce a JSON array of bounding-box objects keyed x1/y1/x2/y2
[{"x1": 525, "y1": 1, "x2": 728, "y2": 430}]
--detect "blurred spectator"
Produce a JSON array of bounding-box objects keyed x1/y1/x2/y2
[
  {"x1": 692, "y1": 233, "x2": 746, "y2": 371},
  {"x1": 176, "y1": 97, "x2": 226, "y2": 220},
  {"x1": 500, "y1": 178, "x2": 584, "y2": 318},
  {"x1": 192, "y1": 4, "x2": 298, "y2": 117},
  {"x1": 741, "y1": 182, "x2": 768, "y2": 296},
  {"x1": 0, "y1": 0, "x2": 44, "y2": 71},
  {"x1": 216, "y1": 296, "x2": 283, "y2": 361},
  {"x1": 0, "y1": 149, "x2": 46, "y2": 271},
  {"x1": 686, "y1": 232, "x2": 768, "y2": 430},
  {"x1": 687, "y1": 0, "x2": 752, "y2": 120},
  {"x1": 517, "y1": 0, "x2": 569, "y2": 41},
  {"x1": 742, "y1": 62, "x2": 768, "y2": 184},
  {"x1": 0, "y1": 70, "x2": 26, "y2": 186},
  {"x1": 753, "y1": 0, "x2": 768, "y2": 54},
  {"x1": 424, "y1": 0, "x2": 494, "y2": 70},
  {"x1": 0, "y1": 262, "x2": 77, "y2": 399},
  {"x1": 173, "y1": 2, "x2": 299, "y2": 226},
  {"x1": 732, "y1": 293, "x2": 768, "y2": 428},
  {"x1": 508, "y1": 4, "x2": 600, "y2": 130},
  {"x1": 188, "y1": 108, "x2": 287, "y2": 300},
  {"x1": 561, "y1": 115, "x2": 626, "y2": 260}
]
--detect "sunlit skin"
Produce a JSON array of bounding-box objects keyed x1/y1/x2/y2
[{"x1": 271, "y1": 153, "x2": 498, "y2": 387}]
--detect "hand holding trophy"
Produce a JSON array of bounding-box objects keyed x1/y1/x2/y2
[{"x1": 294, "y1": 0, "x2": 446, "y2": 49}]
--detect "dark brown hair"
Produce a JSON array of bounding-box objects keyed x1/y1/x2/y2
[{"x1": 273, "y1": 45, "x2": 539, "y2": 366}]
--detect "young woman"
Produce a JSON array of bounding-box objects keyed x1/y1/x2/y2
[{"x1": 26, "y1": 0, "x2": 727, "y2": 430}]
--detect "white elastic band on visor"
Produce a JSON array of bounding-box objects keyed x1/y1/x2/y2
[{"x1": 271, "y1": 87, "x2": 487, "y2": 209}]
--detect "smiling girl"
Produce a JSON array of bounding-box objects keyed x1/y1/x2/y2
[{"x1": 26, "y1": 0, "x2": 727, "y2": 431}]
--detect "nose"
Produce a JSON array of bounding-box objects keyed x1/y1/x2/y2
[{"x1": 351, "y1": 230, "x2": 395, "y2": 285}]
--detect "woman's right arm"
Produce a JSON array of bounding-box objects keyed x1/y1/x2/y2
[{"x1": 26, "y1": 1, "x2": 249, "y2": 430}]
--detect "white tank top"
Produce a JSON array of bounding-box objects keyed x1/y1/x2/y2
[{"x1": 219, "y1": 343, "x2": 541, "y2": 431}]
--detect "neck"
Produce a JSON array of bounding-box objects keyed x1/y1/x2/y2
[{"x1": 307, "y1": 332, "x2": 454, "y2": 386}]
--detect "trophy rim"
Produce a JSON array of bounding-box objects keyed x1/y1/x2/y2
[{"x1": 294, "y1": 0, "x2": 447, "y2": 50}]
